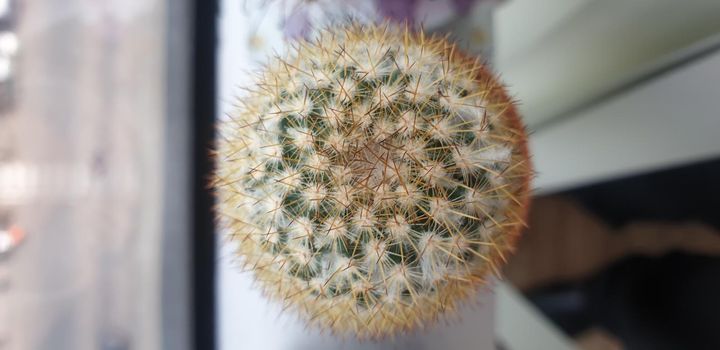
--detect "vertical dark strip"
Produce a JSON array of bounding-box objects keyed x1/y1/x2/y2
[
  {"x1": 163, "y1": 0, "x2": 192, "y2": 348},
  {"x1": 191, "y1": 0, "x2": 218, "y2": 349}
]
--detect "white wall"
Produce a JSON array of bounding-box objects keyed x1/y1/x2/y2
[
  {"x1": 531, "y1": 47, "x2": 720, "y2": 193},
  {"x1": 496, "y1": 0, "x2": 720, "y2": 128}
]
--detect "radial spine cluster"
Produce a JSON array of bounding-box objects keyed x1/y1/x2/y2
[{"x1": 215, "y1": 23, "x2": 532, "y2": 339}]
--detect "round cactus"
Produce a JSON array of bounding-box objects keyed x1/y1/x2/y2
[{"x1": 215, "y1": 23, "x2": 532, "y2": 339}]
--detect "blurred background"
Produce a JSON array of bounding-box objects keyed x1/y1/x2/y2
[{"x1": 1, "y1": 0, "x2": 719, "y2": 349}]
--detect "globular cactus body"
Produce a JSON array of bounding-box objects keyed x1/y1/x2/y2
[{"x1": 215, "y1": 23, "x2": 532, "y2": 339}]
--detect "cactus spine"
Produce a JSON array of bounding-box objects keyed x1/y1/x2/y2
[{"x1": 215, "y1": 23, "x2": 532, "y2": 339}]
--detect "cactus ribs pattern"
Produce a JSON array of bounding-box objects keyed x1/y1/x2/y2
[{"x1": 215, "y1": 23, "x2": 532, "y2": 339}]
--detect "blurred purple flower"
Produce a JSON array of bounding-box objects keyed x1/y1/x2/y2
[
  {"x1": 278, "y1": 0, "x2": 503, "y2": 40},
  {"x1": 451, "y1": 0, "x2": 477, "y2": 12},
  {"x1": 280, "y1": 0, "x2": 373, "y2": 40},
  {"x1": 283, "y1": 6, "x2": 312, "y2": 39},
  {"x1": 375, "y1": 0, "x2": 417, "y2": 23},
  {"x1": 376, "y1": 0, "x2": 496, "y2": 23}
]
